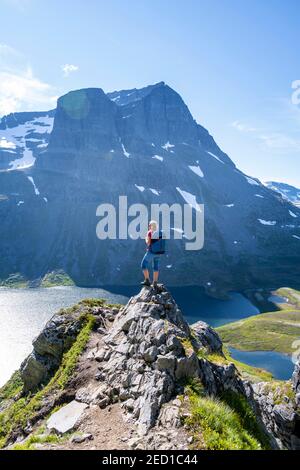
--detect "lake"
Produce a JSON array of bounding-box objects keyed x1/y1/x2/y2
[
  {"x1": 0, "y1": 285, "x2": 294, "y2": 387},
  {"x1": 102, "y1": 285, "x2": 261, "y2": 327},
  {"x1": 0, "y1": 286, "x2": 128, "y2": 387},
  {"x1": 229, "y1": 347, "x2": 295, "y2": 381}
]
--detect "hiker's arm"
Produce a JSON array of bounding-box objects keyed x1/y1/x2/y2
[{"x1": 145, "y1": 232, "x2": 151, "y2": 245}]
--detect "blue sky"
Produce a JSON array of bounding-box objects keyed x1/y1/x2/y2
[{"x1": 1, "y1": 0, "x2": 300, "y2": 186}]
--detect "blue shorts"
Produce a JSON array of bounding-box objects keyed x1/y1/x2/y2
[{"x1": 141, "y1": 251, "x2": 160, "y2": 272}]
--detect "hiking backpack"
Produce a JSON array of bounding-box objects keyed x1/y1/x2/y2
[{"x1": 150, "y1": 230, "x2": 166, "y2": 255}]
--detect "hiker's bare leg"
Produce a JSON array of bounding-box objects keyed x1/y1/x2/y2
[
  {"x1": 143, "y1": 269, "x2": 150, "y2": 280},
  {"x1": 153, "y1": 271, "x2": 159, "y2": 283}
]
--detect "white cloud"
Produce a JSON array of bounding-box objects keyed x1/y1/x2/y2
[
  {"x1": 231, "y1": 121, "x2": 257, "y2": 132},
  {"x1": 258, "y1": 133, "x2": 300, "y2": 151},
  {"x1": 231, "y1": 118, "x2": 300, "y2": 151},
  {"x1": 0, "y1": 44, "x2": 57, "y2": 116},
  {"x1": 0, "y1": 0, "x2": 32, "y2": 11},
  {"x1": 62, "y1": 64, "x2": 79, "y2": 77}
]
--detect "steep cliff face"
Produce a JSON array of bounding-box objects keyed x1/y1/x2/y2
[
  {"x1": 0, "y1": 83, "x2": 300, "y2": 290},
  {"x1": 1, "y1": 286, "x2": 299, "y2": 450}
]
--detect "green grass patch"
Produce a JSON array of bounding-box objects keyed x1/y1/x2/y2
[
  {"x1": 40, "y1": 270, "x2": 75, "y2": 287},
  {"x1": 221, "y1": 390, "x2": 270, "y2": 449},
  {"x1": 180, "y1": 337, "x2": 195, "y2": 355},
  {"x1": 11, "y1": 433, "x2": 63, "y2": 450},
  {"x1": 276, "y1": 288, "x2": 300, "y2": 309},
  {"x1": 50, "y1": 314, "x2": 95, "y2": 390},
  {"x1": 57, "y1": 298, "x2": 122, "y2": 317},
  {"x1": 197, "y1": 347, "x2": 273, "y2": 383},
  {"x1": 0, "y1": 314, "x2": 95, "y2": 449},
  {"x1": 184, "y1": 384, "x2": 267, "y2": 450},
  {"x1": 197, "y1": 349, "x2": 227, "y2": 365},
  {"x1": 217, "y1": 309, "x2": 300, "y2": 355},
  {"x1": 0, "y1": 273, "x2": 28, "y2": 288},
  {"x1": 105, "y1": 302, "x2": 123, "y2": 310},
  {"x1": 79, "y1": 298, "x2": 106, "y2": 308},
  {"x1": 0, "y1": 372, "x2": 23, "y2": 401}
]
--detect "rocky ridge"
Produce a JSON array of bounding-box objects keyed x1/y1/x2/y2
[{"x1": 1, "y1": 286, "x2": 300, "y2": 450}]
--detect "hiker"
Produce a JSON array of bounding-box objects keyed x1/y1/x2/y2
[{"x1": 141, "y1": 220, "x2": 165, "y2": 288}]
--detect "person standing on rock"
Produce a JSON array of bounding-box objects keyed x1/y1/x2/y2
[{"x1": 141, "y1": 220, "x2": 165, "y2": 288}]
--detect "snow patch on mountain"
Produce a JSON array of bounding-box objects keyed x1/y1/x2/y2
[
  {"x1": 206, "y1": 150, "x2": 224, "y2": 164},
  {"x1": 0, "y1": 137, "x2": 16, "y2": 150},
  {"x1": 149, "y1": 188, "x2": 160, "y2": 195},
  {"x1": 121, "y1": 143, "x2": 130, "y2": 158},
  {"x1": 10, "y1": 148, "x2": 35, "y2": 170},
  {"x1": 162, "y1": 142, "x2": 175, "y2": 151},
  {"x1": 176, "y1": 187, "x2": 201, "y2": 212},
  {"x1": 27, "y1": 176, "x2": 40, "y2": 196},
  {"x1": 171, "y1": 227, "x2": 184, "y2": 234},
  {"x1": 245, "y1": 176, "x2": 260, "y2": 186},
  {"x1": 152, "y1": 155, "x2": 163, "y2": 161},
  {"x1": 135, "y1": 184, "x2": 145, "y2": 192},
  {"x1": 289, "y1": 210, "x2": 298, "y2": 218},
  {"x1": 265, "y1": 181, "x2": 300, "y2": 205},
  {"x1": 258, "y1": 219, "x2": 277, "y2": 226},
  {"x1": 188, "y1": 165, "x2": 204, "y2": 178},
  {"x1": 0, "y1": 115, "x2": 54, "y2": 171}
]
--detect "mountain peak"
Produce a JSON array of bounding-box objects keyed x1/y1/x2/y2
[{"x1": 107, "y1": 81, "x2": 167, "y2": 106}]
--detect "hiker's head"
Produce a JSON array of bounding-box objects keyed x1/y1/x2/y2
[{"x1": 149, "y1": 220, "x2": 158, "y2": 231}]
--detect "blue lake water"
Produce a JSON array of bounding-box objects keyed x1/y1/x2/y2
[
  {"x1": 105, "y1": 285, "x2": 260, "y2": 328},
  {"x1": 229, "y1": 347, "x2": 294, "y2": 381},
  {"x1": 0, "y1": 285, "x2": 293, "y2": 387},
  {"x1": 268, "y1": 294, "x2": 288, "y2": 304},
  {"x1": 0, "y1": 286, "x2": 129, "y2": 387},
  {"x1": 170, "y1": 287, "x2": 260, "y2": 327}
]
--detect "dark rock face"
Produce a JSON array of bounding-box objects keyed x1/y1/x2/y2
[
  {"x1": 0, "y1": 83, "x2": 300, "y2": 290},
  {"x1": 20, "y1": 309, "x2": 86, "y2": 392}
]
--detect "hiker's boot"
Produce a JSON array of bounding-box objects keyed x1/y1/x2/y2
[
  {"x1": 152, "y1": 281, "x2": 158, "y2": 289},
  {"x1": 141, "y1": 279, "x2": 151, "y2": 287}
]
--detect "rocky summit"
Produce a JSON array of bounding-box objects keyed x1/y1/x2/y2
[
  {"x1": 1, "y1": 286, "x2": 299, "y2": 450},
  {"x1": 0, "y1": 82, "x2": 300, "y2": 292}
]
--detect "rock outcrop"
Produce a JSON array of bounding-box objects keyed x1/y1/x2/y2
[
  {"x1": 191, "y1": 320, "x2": 223, "y2": 355},
  {"x1": 20, "y1": 307, "x2": 88, "y2": 392},
  {"x1": 292, "y1": 361, "x2": 300, "y2": 407},
  {"x1": 91, "y1": 286, "x2": 195, "y2": 436},
  {"x1": 5, "y1": 286, "x2": 300, "y2": 450},
  {"x1": 245, "y1": 380, "x2": 300, "y2": 450}
]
